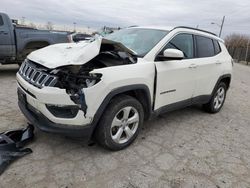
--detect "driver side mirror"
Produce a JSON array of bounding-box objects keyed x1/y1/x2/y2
[{"x1": 163, "y1": 49, "x2": 184, "y2": 60}]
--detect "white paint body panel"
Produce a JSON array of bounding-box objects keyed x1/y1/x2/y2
[{"x1": 154, "y1": 59, "x2": 196, "y2": 109}]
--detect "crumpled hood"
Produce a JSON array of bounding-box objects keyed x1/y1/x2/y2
[{"x1": 27, "y1": 38, "x2": 136, "y2": 69}]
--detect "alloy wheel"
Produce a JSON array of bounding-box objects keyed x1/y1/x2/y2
[
  {"x1": 213, "y1": 87, "x2": 225, "y2": 110},
  {"x1": 110, "y1": 106, "x2": 139, "y2": 144}
]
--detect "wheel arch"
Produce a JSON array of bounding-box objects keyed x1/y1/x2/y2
[
  {"x1": 90, "y1": 84, "x2": 152, "y2": 136},
  {"x1": 220, "y1": 76, "x2": 231, "y2": 90},
  {"x1": 17, "y1": 41, "x2": 51, "y2": 61},
  {"x1": 211, "y1": 74, "x2": 231, "y2": 97},
  {"x1": 24, "y1": 41, "x2": 50, "y2": 50}
]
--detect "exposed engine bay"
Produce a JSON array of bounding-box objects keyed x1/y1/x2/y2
[
  {"x1": 19, "y1": 39, "x2": 137, "y2": 116},
  {"x1": 54, "y1": 46, "x2": 137, "y2": 90},
  {"x1": 53, "y1": 45, "x2": 137, "y2": 115}
]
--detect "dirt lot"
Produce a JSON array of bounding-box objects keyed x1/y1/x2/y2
[{"x1": 0, "y1": 63, "x2": 250, "y2": 188}]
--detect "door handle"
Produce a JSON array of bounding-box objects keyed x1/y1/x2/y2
[
  {"x1": 189, "y1": 64, "x2": 198, "y2": 68},
  {"x1": 216, "y1": 61, "x2": 222, "y2": 65}
]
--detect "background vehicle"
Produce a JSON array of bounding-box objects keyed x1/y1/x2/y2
[
  {"x1": 68, "y1": 32, "x2": 93, "y2": 43},
  {"x1": 0, "y1": 12, "x2": 69, "y2": 65},
  {"x1": 16, "y1": 26, "x2": 233, "y2": 150}
]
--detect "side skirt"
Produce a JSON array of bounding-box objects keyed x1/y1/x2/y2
[{"x1": 152, "y1": 95, "x2": 211, "y2": 117}]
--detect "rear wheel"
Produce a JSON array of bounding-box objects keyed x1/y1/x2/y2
[
  {"x1": 95, "y1": 95, "x2": 144, "y2": 150},
  {"x1": 203, "y1": 82, "x2": 227, "y2": 113}
]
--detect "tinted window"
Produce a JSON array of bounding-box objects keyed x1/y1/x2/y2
[
  {"x1": 0, "y1": 16, "x2": 3, "y2": 26},
  {"x1": 196, "y1": 36, "x2": 215, "y2": 58},
  {"x1": 213, "y1": 40, "x2": 221, "y2": 55},
  {"x1": 161, "y1": 34, "x2": 194, "y2": 59}
]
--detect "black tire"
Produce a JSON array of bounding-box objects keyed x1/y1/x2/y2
[
  {"x1": 203, "y1": 82, "x2": 227, "y2": 113},
  {"x1": 94, "y1": 95, "x2": 144, "y2": 151}
]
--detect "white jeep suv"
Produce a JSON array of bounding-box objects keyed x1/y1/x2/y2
[{"x1": 17, "y1": 26, "x2": 233, "y2": 150}]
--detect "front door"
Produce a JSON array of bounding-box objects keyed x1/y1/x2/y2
[{"x1": 154, "y1": 33, "x2": 196, "y2": 110}]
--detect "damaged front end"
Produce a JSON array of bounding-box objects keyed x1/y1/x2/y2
[{"x1": 18, "y1": 38, "x2": 137, "y2": 117}]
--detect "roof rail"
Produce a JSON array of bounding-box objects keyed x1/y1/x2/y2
[
  {"x1": 173, "y1": 26, "x2": 217, "y2": 36},
  {"x1": 128, "y1": 25, "x2": 139, "y2": 28}
]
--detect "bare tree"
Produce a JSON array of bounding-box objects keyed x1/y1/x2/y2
[
  {"x1": 225, "y1": 34, "x2": 250, "y2": 63},
  {"x1": 45, "y1": 21, "x2": 54, "y2": 30}
]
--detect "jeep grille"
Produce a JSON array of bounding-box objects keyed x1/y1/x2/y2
[{"x1": 18, "y1": 60, "x2": 57, "y2": 88}]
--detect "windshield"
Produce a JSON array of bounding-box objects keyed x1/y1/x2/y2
[{"x1": 105, "y1": 28, "x2": 168, "y2": 56}]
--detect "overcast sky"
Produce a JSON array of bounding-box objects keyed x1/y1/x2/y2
[{"x1": 1, "y1": 0, "x2": 250, "y2": 38}]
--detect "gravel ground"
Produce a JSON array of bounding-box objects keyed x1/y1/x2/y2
[{"x1": 0, "y1": 63, "x2": 250, "y2": 188}]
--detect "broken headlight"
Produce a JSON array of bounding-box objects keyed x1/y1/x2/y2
[
  {"x1": 84, "y1": 73, "x2": 102, "y2": 88},
  {"x1": 51, "y1": 66, "x2": 102, "y2": 117},
  {"x1": 55, "y1": 68, "x2": 102, "y2": 89}
]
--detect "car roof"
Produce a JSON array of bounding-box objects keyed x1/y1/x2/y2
[{"x1": 131, "y1": 25, "x2": 224, "y2": 42}]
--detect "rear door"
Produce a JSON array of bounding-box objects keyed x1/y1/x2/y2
[
  {"x1": 154, "y1": 33, "x2": 196, "y2": 110},
  {"x1": 192, "y1": 36, "x2": 223, "y2": 97},
  {"x1": 0, "y1": 14, "x2": 15, "y2": 58}
]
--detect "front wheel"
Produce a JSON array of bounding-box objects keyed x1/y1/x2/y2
[
  {"x1": 95, "y1": 95, "x2": 144, "y2": 151},
  {"x1": 203, "y1": 82, "x2": 227, "y2": 113}
]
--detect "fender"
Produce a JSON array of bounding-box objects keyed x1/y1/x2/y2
[
  {"x1": 210, "y1": 74, "x2": 231, "y2": 97},
  {"x1": 90, "y1": 84, "x2": 152, "y2": 131},
  {"x1": 17, "y1": 38, "x2": 50, "y2": 52}
]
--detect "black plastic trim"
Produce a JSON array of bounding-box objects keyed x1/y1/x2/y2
[
  {"x1": 154, "y1": 98, "x2": 191, "y2": 116},
  {"x1": 173, "y1": 26, "x2": 217, "y2": 36},
  {"x1": 46, "y1": 104, "x2": 79, "y2": 119},
  {"x1": 18, "y1": 100, "x2": 93, "y2": 139},
  {"x1": 192, "y1": 95, "x2": 211, "y2": 104},
  {"x1": 212, "y1": 74, "x2": 231, "y2": 94},
  {"x1": 213, "y1": 39, "x2": 222, "y2": 55},
  {"x1": 153, "y1": 95, "x2": 211, "y2": 116},
  {"x1": 90, "y1": 84, "x2": 152, "y2": 129},
  {"x1": 160, "y1": 89, "x2": 176, "y2": 95}
]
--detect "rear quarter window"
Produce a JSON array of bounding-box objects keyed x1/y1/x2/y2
[
  {"x1": 196, "y1": 35, "x2": 215, "y2": 58},
  {"x1": 0, "y1": 16, "x2": 3, "y2": 26},
  {"x1": 213, "y1": 40, "x2": 221, "y2": 55}
]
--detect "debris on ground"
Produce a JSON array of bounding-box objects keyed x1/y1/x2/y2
[{"x1": 0, "y1": 124, "x2": 34, "y2": 175}]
